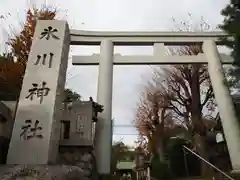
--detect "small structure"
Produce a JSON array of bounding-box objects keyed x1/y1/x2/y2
[
  {"x1": 60, "y1": 98, "x2": 103, "y2": 147},
  {"x1": 0, "y1": 101, "x2": 17, "y2": 164},
  {"x1": 58, "y1": 98, "x2": 103, "y2": 166}
]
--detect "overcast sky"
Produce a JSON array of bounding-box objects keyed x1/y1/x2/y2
[{"x1": 0, "y1": 0, "x2": 229, "y2": 146}]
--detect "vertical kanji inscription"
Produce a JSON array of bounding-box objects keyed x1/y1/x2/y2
[
  {"x1": 25, "y1": 81, "x2": 50, "y2": 104},
  {"x1": 20, "y1": 119, "x2": 43, "y2": 140},
  {"x1": 40, "y1": 26, "x2": 59, "y2": 40}
]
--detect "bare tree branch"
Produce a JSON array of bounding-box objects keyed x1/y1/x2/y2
[{"x1": 201, "y1": 85, "x2": 214, "y2": 110}]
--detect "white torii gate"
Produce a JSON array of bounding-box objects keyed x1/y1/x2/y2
[
  {"x1": 70, "y1": 30, "x2": 240, "y2": 175},
  {"x1": 7, "y1": 19, "x2": 240, "y2": 175}
]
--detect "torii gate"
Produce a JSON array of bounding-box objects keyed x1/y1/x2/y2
[
  {"x1": 71, "y1": 30, "x2": 240, "y2": 174},
  {"x1": 6, "y1": 20, "x2": 240, "y2": 176}
]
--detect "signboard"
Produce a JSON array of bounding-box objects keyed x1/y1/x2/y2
[{"x1": 76, "y1": 113, "x2": 87, "y2": 133}]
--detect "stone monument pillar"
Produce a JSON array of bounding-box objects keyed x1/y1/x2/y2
[{"x1": 7, "y1": 20, "x2": 70, "y2": 164}]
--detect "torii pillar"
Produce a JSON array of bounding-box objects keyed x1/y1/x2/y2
[
  {"x1": 203, "y1": 40, "x2": 240, "y2": 173},
  {"x1": 94, "y1": 40, "x2": 114, "y2": 176}
]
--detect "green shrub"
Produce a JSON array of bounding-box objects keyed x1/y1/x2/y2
[{"x1": 150, "y1": 154, "x2": 171, "y2": 180}]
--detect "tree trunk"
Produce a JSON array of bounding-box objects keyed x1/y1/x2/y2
[
  {"x1": 157, "y1": 137, "x2": 165, "y2": 162},
  {"x1": 193, "y1": 134, "x2": 213, "y2": 177},
  {"x1": 152, "y1": 107, "x2": 166, "y2": 163},
  {"x1": 190, "y1": 66, "x2": 211, "y2": 177},
  {"x1": 190, "y1": 67, "x2": 205, "y2": 134}
]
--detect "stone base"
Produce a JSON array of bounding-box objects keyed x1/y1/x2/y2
[
  {"x1": 0, "y1": 148, "x2": 98, "y2": 179},
  {"x1": 0, "y1": 165, "x2": 89, "y2": 180}
]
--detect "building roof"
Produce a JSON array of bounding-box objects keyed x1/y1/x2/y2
[{"x1": 116, "y1": 161, "x2": 136, "y2": 170}]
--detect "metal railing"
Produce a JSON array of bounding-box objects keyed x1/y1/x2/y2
[{"x1": 183, "y1": 145, "x2": 235, "y2": 180}]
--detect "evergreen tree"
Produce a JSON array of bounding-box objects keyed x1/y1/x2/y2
[{"x1": 219, "y1": 0, "x2": 240, "y2": 72}]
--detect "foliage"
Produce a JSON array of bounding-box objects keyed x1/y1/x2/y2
[
  {"x1": 219, "y1": 0, "x2": 240, "y2": 68},
  {"x1": 0, "y1": 6, "x2": 80, "y2": 101},
  {"x1": 134, "y1": 45, "x2": 217, "y2": 155},
  {"x1": 134, "y1": 17, "x2": 223, "y2": 176},
  {"x1": 0, "y1": 53, "x2": 23, "y2": 100},
  {"x1": 7, "y1": 7, "x2": 57, "y2": 66},
  {"x1": 0, "y1": 7, "x2": 56, "y2": 100},
  {"x1": 165, "y1": 138, "x2": 201, "y2": 178},
  {"x1": 134, "y1": 83, "x2": 186, "y2": 159},
  {"x1": 63, "y1": 88, "x2": 81, "y2": 102},
  {"x1": 165, "y1": 138, "x2": 187, "y2": 178},
  {"x1": 150, "y1": 154, "x2": 171, "y2": 180}
]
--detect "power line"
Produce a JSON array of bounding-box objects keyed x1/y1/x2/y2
[
  {"x1": 113, "y1": 126, "x2": 137, "y2": 129},
  {"x1": 113, "y1": 124, "x2": 135, "y2": 126},
  {"x1": 114, "y1": 125, "x2": 134, "y2": 126},
  {"x1": 113, "y1": 124, "x2": 150, "y2": 127},
  {"x1": 113, "y1": 133, "x2": 139, "y2": 135}
]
